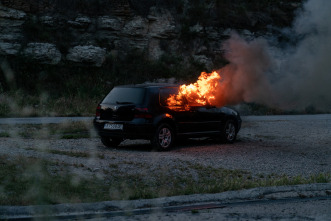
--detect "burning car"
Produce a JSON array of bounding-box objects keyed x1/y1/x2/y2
[{"x1": 94, "y1": 75, "x2": 241, "y2": 150}]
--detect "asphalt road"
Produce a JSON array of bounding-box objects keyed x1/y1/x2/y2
[
  {"x1": 0, "y1": 116, "x2": 93, "y2": 125},
  {"x1": 2, "y1": 184, "x2": 331, "y2": 220},
  {"x1": 96, "y1": 196, "x2": 331, "y2": 221}
]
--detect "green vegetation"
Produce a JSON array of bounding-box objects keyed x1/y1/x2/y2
[
  {"x1": 0, "y1": 51, "x2": 208, "y2": 117},
  {"x1": 0, "y1": 131, "x2": 10, "y2": 137},
  {"x1": 48, "y1": 149, "x2": 90, "y2": 158},
  {"x1": 0, "y1": 156, "x2": 329, "y2": 206},
  {"x1": 0, "y1": 121, "x2": 92, "y2": 139},
  {"x1": 0, "y1": 156, "x2": 106, "y2": 205}
]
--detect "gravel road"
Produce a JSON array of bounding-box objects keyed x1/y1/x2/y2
[{"x1": 0, "y1": 114, "x2": 330, "y2": 178}]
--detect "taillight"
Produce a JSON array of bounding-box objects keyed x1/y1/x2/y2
[
  {"x1": 134, "y1": 107, "x2": 152, "y2": 119},
  {"x1": 96, "y1": 105, "x2": 101, "y2": 118}
]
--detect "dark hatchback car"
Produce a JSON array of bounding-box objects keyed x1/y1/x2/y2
[{"x1": 93, "y1": 84, "x2": 241, "y2": 150}]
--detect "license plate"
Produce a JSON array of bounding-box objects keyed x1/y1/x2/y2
[{"x1": 104, "y1": 123, "x2": 123, "y2": 130}]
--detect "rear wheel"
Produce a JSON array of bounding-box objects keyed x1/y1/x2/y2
[
  {"x1": 151, "y1": 123, "x2": 174, "y2": 151},
  {"x1": 101, "y1": 136, "x2": 122, "y2": 148},
  {"x1": 221, "y1": 120, "x2": 237, "y2": 143}
]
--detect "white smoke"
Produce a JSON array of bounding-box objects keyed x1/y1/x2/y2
[{"x1": 221, "y1": 0, "x2": 331, "y2": 112}]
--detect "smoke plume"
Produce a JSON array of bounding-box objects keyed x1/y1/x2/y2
[
  {"x1": 216, "y1": 34, "x2": 274, "y2": 107},
  {"x1": 220, "y1": 0, "x2": 331, "y2": 112}
]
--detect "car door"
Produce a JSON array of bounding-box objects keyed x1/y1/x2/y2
[
  {"x1": 159, "y1": 87, "x2": 196, "y2": 134},
  {"x1": 192, "y1": 106, "x2": 223, "y2": 133}
]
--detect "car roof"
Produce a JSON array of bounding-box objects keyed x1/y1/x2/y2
[{"x1": 115, "y1": 83, "x2": 178, "y2": 89}]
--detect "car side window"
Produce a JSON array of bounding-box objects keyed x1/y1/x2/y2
[{"x1": 159, "y1": 87, "x2": 181, "y2": 106}]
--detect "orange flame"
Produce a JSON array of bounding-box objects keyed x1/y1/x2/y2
[{"x1": 167, "y1": 71, "x2": 222, "y2": 107}]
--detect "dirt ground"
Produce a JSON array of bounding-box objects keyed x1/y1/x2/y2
[{"x1": 0, "y1": 114, "x2": 330, "y2": 178}]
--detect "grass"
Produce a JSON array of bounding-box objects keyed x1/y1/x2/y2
[
  {"x1": 50, "y1": 121, "x2": 93, "y2": 139},
  {"x1": 48, "y1": 150, "x2": 90, "y2": 158},
  {"x1": 0, "y1": 90, "x2": 99, "y2": 117},
  {"x1": 24, "y1": 148, "x2": 90, "y2": 158},
  {"x1": 0, "y1": 155, "x2": 329, "y2": 206},
  {"x1": 0, "y1": 121, "x2": 93, "y2": 140},
  {"x1": 0, "y1": 156, "x2": 107, "y2": 205},
  {"x1": 0, "y1": 132, "x2": 10, "y2": 137}
]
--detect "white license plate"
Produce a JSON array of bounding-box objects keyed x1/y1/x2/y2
[{"x1": 104, "y1": 123, "x2": 123, "y2": 130}]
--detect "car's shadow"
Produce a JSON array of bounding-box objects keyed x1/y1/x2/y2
[{"x1": 101, "y1": 137, "x2": 245, "y2": 152}]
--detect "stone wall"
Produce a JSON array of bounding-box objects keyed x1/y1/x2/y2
[
  {"x1": 0, "y1": 0, "x2": 301, "y2": 69},
  {"x1": 0, "y1": 1, "x2": 180, "y2": 66}
]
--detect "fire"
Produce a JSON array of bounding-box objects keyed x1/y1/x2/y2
[{"x1": 167, "y1": 71, "x2": 222, "y2": 107}]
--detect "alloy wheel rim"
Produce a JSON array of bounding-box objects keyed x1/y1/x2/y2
[
  {"x1": 159, "y1": 128, "x2": 172, "y2": 148},
  {"x1": 226, "y1": 123, "x2": 236, "y2": 141}
]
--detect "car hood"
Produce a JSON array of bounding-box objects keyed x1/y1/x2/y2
[{"x1": 220, "y1": 106, "x2": 240, "y2": 116}]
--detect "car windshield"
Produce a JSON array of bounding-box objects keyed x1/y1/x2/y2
[{"x1": 102, "y1": 87, "x2": 145, "y2": 105}]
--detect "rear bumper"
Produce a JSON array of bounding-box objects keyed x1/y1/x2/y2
[{"x1": 93, "y1": 119, "x2": 154, "y2": 140}]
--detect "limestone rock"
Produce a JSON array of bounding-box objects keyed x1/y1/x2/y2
[
  {"x1": 193, "y1": 55, "x2": 213, "y2": 71},
  {"x1": 0, "y1": 5, "x2": 25, "y2": 56},
  {"x1": 66, "y1": 45, "x2": 106, "y2": 67},
  {"x1": 98, "y1": 16, "x2": 123, "y2": 31},
  {"x1": 122, "y1": 16, "x2": 148, "y2": 37},
  {"x1": 205, "y1": 27, "x2": 220, "y2": 40},
  {"x1": 23, "y1": 43, "x2": 62, "y2": 64},
  {"x1": 0, "y1": 32, "x2": 23, "y2": 42},
  {"x1": 0, "y1": 42, "x2": 21, "y2": 55},
  {"x1": 0, "y1": 5, "x2": 26, "y2": 20},
  {"x1": 148, "y1": 8, "x2": 177, "y2": 39},
  {"x1": 68, "y1": 16, "x2": 91, "y2": 28},
  {"x1": 148, "y1": 39, "x2": 163, "y2": 60},
  {"x1": 190, "y1": 23, "x2": 204, "y2": 34},
  {"x1": 0, "y1": 0, "x2": 300, "y2": 70},
  {"x1": 40, "y1": 15, "x2": 55, "y2": 26}
]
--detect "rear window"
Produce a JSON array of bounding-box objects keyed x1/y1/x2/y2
[{"x1": 102, "y1": 87, "x2": 145, "y2": 105}]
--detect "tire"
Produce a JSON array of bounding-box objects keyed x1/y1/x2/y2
[
  {"x1": 101, "y1": 136, "x2": 122, "y2": 148},
  {"x1": 151, "y1": 123, "x2": 174, "y2": 151},
  {"x1": 221, "y1": 120, "x2": 237, "y2": 143}
]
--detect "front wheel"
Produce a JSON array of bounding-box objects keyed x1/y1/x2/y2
[
  {"x1": 221, "y1": 120, "x2": 237, "y2": 143},
  {"x1": 101, "y1": 137, "x2": 122, "y2": 148},
  {"x1": 151, "y1": 123, "x2": 174, "y2": 151}
]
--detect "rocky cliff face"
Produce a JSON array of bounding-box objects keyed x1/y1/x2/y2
[
  {"x1": 0, "y1": 0, "x2": 301, "y2": 70},
  {"x1": 1, "y1": 0, "x2": 182, "y2": 67}
]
